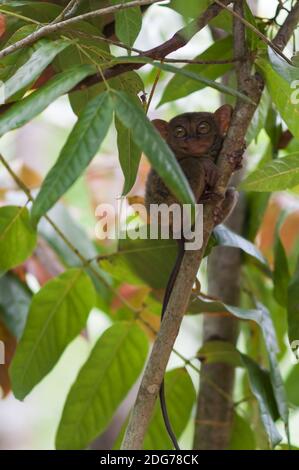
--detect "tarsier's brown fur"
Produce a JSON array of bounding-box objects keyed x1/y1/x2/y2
[
  {"x1": 144, "y1": 105, "x2": 243, "y2": 450},
  {"x1": 145, "y1": 105, "x2": 240, "y2": 223}
]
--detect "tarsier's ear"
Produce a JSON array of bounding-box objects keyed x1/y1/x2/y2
[
  {"x1": 152, "y1": 119, "x2": 169, "y2": 139},
  {"x1": 214, "y1": 104, "x2": 233, "y2": 137}
]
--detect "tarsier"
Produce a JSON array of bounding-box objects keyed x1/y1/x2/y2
[{"x1": 145, "y1": 104, "x2": 242, "y2": 450}]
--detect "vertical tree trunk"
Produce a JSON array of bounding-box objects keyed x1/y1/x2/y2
[{"x1": 193, "y1": 185, "x2": 245, "y2": 450}]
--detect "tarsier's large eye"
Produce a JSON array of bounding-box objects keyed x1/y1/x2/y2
[
  {"x1": 173, "y1": 126, "x2": 187, "y2": 138},
  {"x1": 197, "y1": 121, "x2": 211, "y2": 134}
]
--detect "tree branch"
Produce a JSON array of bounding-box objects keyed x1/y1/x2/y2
[
  {"x1": 68, "y1": 30, "x2": 242, "y2": 64},
  {"x1": 274, "y1": 0, "x2": 299, "y2": 50},
  {"x1": 0, "y1": 0, "x2": 160, "y2": 60},
  {"x1": 75, "y1": 0, "x2": 232, "y2": 90},
  {"x1": 121, "y1": 0, "x2": 299, "y2": 451}
]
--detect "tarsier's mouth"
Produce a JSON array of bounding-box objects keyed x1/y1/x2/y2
[
  {"x1": 177, "y1": 144, "x2": 214, "y2": 158},
  {"x1": 178, "y1": 153, "x2": 211, "y2": 162}
]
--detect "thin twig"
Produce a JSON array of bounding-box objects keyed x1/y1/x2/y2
[
  {"x1": 52, "y1": 0, "x2": 83, "y2": 23},
  {"x1": 67, "y1": 29, "x2": 243, "y2": 65},
  {"x1": 146, "y1": 68, "x2": 162, "y2": 113},
  {"x1": 0, "y1": 7, "x2": 40, "y2": 25}
]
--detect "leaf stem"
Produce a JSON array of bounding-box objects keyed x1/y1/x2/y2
[{"x1": 0, "y1": 8, "x2": 41, "y2": 25}]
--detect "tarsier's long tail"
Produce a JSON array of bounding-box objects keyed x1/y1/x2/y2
[{"x1": 159, "y1": 239, "x2": 185, "y2": 451}]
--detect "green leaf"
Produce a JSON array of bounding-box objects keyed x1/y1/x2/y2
[
  {"x1": 110, "y1": 71, "x2": 144, "y2": 195},
  {"x1": 113, "y1": 367, "x2": 196, "y2": 450},
  {"x1": 10, "y1": 2, "x2": 61, "y2": 22},
  {"x1": 4, "y1": 39, "x2": 70, "y2": 101},
  {"x1": 0, "y1": 1, "x2": 34, "y2": 6},
  {"x1": 268, "y1": 48, "x2": 299, "y2": 83},
  {"x1": 197, "y1": 341, "x2": 243, "y2": 367},
  {"x1": 192, "y1": 334, "x2": 281, "y2": 447},
  {"x1": 0, "y1": 65, "x2": 96, "y2": 136},
  {"x1": 112, "y1": 90, "x2": 195, "y2": 208},
  {"x1": 55, "y1": 21, "x2": 110, "y2": 73},
  {"x1": 190, "y1": 295, "x2": 289, "y2": 441},
  {"x1": 241, "y1": 153, "x2": 299, "y2": 192},
  {"x1": 10, "y1": 268, "x2": 95, "y2": 400},
  {"x1": 0, "y1": 206, "x2": 37, "y2": 272},
  {"x1": 111, "y1": 73, "x2": 144, "y2": 194},
  {"x1": 285, "y1": 364, "x2": 299, "y2": 407},
  {"x1": 114, "y1": 57, "x2": 254, "y2": 104},
  {"x1": 115, "y1": 116, "x2": 142, "y2": 194},
  {"x1": 195, "y1": 336, "x2": 281, "y2": 447},
  {"x1": 31, "y1": 91, "x2": 113, "y2": 223},
  {"x1": 229, "y1": 412, "x2": 256, "y2": 450},
  {"x1": 101, "y1": 235, "x2": 178, "y2": 289},
  {"x1": 241, "y1": 354, "x2": 282, "y2": 448},
  {"x1": 55, "y1": 321, "x2": 149, "y2": 450},
  {"x1": 112, "y1": 0, "x2": 142, "y2": 48},
  {"x1": 213, "y1": 224, "x2": 268, "y2": 266},
  {"x1": 167, "y1": 0, "x2": 232, "y2": 32},
  {"x1": 277, "y1": 443, "x2": 299, "y2": 450},
  {"x1": 0, "y1": 273, "x2": 31, "y2": 339},
  {"x1": 257, "y1": 57, "x2": 299, "y2": 141},
  {"x1": 188, "y1": 299, "x2": 276, "y2": 348},
  {"x1": 287, "y1": 257, "x2": 299, "y2": 345},
  {"x1": 0, "y1": 26, "x2": 41, "y2": 85},
  {"x1": 167, "y1": 0, "x2": 209, "y2": 19},
  {"x1": 273, "y1": 234, "x2": 290, "y2": 307},
  {"x1": 103, "y1": 224, "x2": 259, "y2": 294},
  {"x1": 54, "y1": 20, "x2": 110, "y2": 116},
  {"x1": 143, "y1": 368, "x2": 195, "y2": 450},
  {"x1": 242, "y1": 263, "x2": 287, "y2": 358},
  {"x1": 159, "y1": 36, "x2": 233, "y2": 105},
  {"x1": 110, "y1": 71, "x2": 144, "y2": 97},
  {"x1": 246, "y1": 89, "x2": 271, "y2": 144},
  {"x1": 246, "y1": 192, "x2": 270, "y2": 241},
  {"x1": 242, "y1": 301, "x2": 289, "y2": 439}
]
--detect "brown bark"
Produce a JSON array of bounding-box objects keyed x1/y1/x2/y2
[{"x1": 193, "y1": 178, "x2": 245, "y2": 450}]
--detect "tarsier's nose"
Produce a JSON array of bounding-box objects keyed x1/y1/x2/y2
[{"x1": 186, "y1": 138, "x2": 210, "y2": 156}]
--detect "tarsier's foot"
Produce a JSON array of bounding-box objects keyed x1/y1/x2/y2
[
  {"x1": 227, "y1": 143, "x2": 246, "y2": 171},
  {"x1": 213, "y1": 187, "x2": 239, "y2": 225},
  {"x1": 205, "y1": 165, "x2": 220, "y2": 188},
  {"x1": 199, "y1": 190, "x2": 223, "y2": 203}
]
